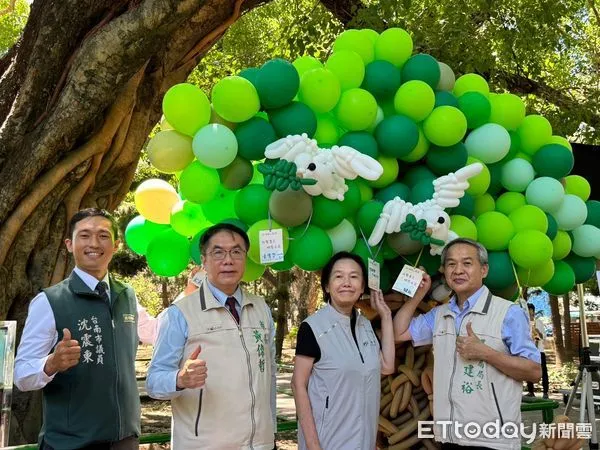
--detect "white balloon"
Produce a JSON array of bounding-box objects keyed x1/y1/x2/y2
[
  {"x1": 326, "y1": 219, "x2": 357, "y2": 253},
  {"x1": 437, "y1": 62, "x2": 456, "y2": 91}
]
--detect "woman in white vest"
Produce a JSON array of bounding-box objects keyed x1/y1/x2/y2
[{"x1": 291, "y1": 252, "x2": 396, "y2": 450}]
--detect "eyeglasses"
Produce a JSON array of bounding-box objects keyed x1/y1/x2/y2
[{"x1": 208, "y1": 248, "x2": 247, "y2": 260}]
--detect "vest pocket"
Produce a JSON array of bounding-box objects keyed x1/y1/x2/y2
[
  {"x1": 490, "y1": 382, "x2": 504, "y2": 426},
  {"x1": 194, "y1": 389, "x2": 203, "y2": 436},
  {"x1": 317, "y1": 395, "x2": 329, "y2": 437}
]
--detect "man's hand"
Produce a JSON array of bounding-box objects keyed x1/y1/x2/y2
[
  {"x1": 412, "y1": 267, "x2": 432, "y2": 301},
  {"x1": 456, "y1": 323, "x2": 490, "y2": 361},
  {"x1": 44, "y1": 328, "x2": 81, "y2": 376},
  {"x1": 176, "y1": 346, "x2": 207, "y2": 389}
]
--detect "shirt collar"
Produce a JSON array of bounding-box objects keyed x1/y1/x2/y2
[
  {"x1": 449, "y1": 285, "x2": 486, "y2": 315},
  {"x1": 73, "y1": 267, "x2": 110, "y2": 294},
  {"x1": 206, "y1": 279, "x2": 241, "y2": 307}
]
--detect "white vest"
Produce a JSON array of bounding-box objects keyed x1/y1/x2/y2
[
  {"x1": 171, "y1": 282, "x2": 274, "y2": 450},
  {"x1": 432, "y1": 287, "x2": 522, "y2": 449},
  {"x1": 298, "y1": 304, "x2": 381, "y2": 450}
]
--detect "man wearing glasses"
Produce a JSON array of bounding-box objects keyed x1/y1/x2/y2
[{"x1": 147, "y1": 223, "x2": 277, "y2": 450}]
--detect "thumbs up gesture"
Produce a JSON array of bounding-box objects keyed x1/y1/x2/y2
[
  {"x1": 176, "y1": 345, "x2": 207, "y2": 390},
  {"x1": 456, "y1": 323, "x2": 488, "y2": 361},
  {"x1": 44, "y1": 328, "x2": 81, "y2": 376}
]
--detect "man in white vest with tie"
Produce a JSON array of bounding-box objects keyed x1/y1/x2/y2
[
  {"x1": 146, "y1": 223, "x2": 277, "y2": 450},
  {"x1": 393, "y1": 238, "x2": 541, "y2": 450}
]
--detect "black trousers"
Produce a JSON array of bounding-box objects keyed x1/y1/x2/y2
[
  {"x1": 441, "y1": 443, "x2": 496, "y2": 450},
  {"x1": 527, "y1": 351, "x2": 549, "y2": 395},
  {"x1": 41, "y1": 436, "x2": 139, "y2": 450}
]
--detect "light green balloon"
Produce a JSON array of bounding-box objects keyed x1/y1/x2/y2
[
  {"x1": 465, "y1": 123, "x2": 511, "y2": 164},
  {"x1": 508, "y1": 230, "x2": 553, "y2": 269},
  {"x1": 146, "y1": 229, "x2": 191, "y2": 277},
  {"x1": 299, "y1": 68, "x2": 341, "y2": 113},
  {"x1": 564, "y1": 175, "x2": 591, "y2": 201},
  {"x1": 333, "y1": 29, "x2": 375, "y2": 64},
  {"x1": 517, "y1": 115, "x2": 553, "y2": 156},
  {"x1": 517, "y1": 259, "x2": 555, "y2": 287},
  {"x1": 170, "y1": 200, "x2": 210, "y2": 237},
  {"x1": 369, "y1": 156, "x2": 398, "y2": 189},
  {"x1": 525, "y1": 177, "x2": 565, "y2": 213},
  {"x1": 147, "y1": 130, "x2": 195, "y2": 173},
  {"x1": 325, "y1": 50, "x2": 365, "y2": 91},
  {"x1": 211, "y1": 76, "x2": 260, "y2": 123},
  {"x1": 394, "y1": 80, "x2": 435, "y2": 122},
  {"x1": 495, "y1": 192, "x2": 526, "y2": 216},
  {"x1": 374, "y1": 27, "x2": 413, "y2": 68},
  {"x1": 571, "y1": 224, "x2": 600, "y2": 257},
  {"x1": 242, "y1": 258, "x2": 266, "y2": 282},
  {"x1": 437, "y1": 62, "x2": 456, "y2": 91},
  {"x1": 453, "y1": 74, "x2": 489, "y2": 97},
  {"x1": 500, "y1": 158, "x2": 535, "y2": 192},
  {"x1": 179, "y1": 161, "x2": 220, "y2": 204},
  {"x1": 423, "y1": 106, "x2": 468, "y2": 147},
  {"x1": 401, "y1": 127, "x2": 429, "y2": 163},
  {"x1": 488, "y1": 93, "x2": 525, "y2": 131},
  {"x1": 192, "y1": 124, "x2": 238, "y2": 169},
  {"x1": 293, "y1": 55, "x2": 323, "y2": 78},
  {"x1": 476, "y1": 211, "x2": 514, "y2": 250},
  {"x1": 360, "y1": 28, "x2": 379, "y2": 43},
  {"x1": 314, "y1": 113, "x2": 341, "y2": 146},
  {"x1": 465, "y1": 157, "x2": 490, "y2": 196},
  {"x1": 549, "y1": 135, "x2": 572, "y2": 150},
  {"x1": 247, "y1": 219, "x2": 289, "y2": 264},
  {"x1": 552, "y1": 194, "x2": 588, "y2": 230},
  {"x1": 473, "y1": 193, "x2": 495, "y2": 217},
  {"x1": 450, "y1": 215, "x2": 477, "y2": 240},
  {"x1": 552, "y1": 230, "x2": 572, "y2": 260},
  {"x1": 509, "y1": 205, "x2": 548, "y2": 233},
  {"x1": 162, "y1": 83, "x2": 211, "y2": 136},
  {"x1": 326, "y1": 219, "x2": 358, "y2": 253},
  {"x1": 334, "y1": 88, "x2": 378, "y2": 131}
]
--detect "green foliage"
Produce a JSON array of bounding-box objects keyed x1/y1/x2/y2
[
  {"x1": 548, "y1": 361, "x2": 578, "y2": 390},
  {"x1": 120, "y1": 271, "x2": 164, "y2": 317},
  {"x1": 0, "y1": 0, "x2": 29, "y2": 56}
]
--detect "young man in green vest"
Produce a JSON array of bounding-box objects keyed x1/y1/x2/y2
[{"x1": 15, "y1": 208, "x2": 158, "y2": 450}]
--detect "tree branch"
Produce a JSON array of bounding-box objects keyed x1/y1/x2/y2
[{"x1": 319, "y1": 0, "x2": 365, "y2": 26}]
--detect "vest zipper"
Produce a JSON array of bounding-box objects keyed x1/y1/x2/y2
[
  {"x1": 105, "y1": 299, "x2": 122, "y2": 440},
  {"x1": 448, "y1": 330, "x2": 460, "y2": 444},
  {"x1": 318, "y1": 395, "x2": 329, "y2": 436},
  {"x1": 225, "y1": 306, "x2": 256, "y2": 449},
  {"x1": 490, "y1": 382, "x2": 504, "y2": 426},
  {"x1": 194, "y1": 389, "x2": 203, "y2": 436}
]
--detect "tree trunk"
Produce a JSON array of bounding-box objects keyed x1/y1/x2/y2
[
  {"x1": 0, "y1": 0, "x2": 270, "y2": 443},
  {"x1": 562, "y1": 294, "x2": 574, "y2": 358},
  {"x1": 274, "y1": 271, "x2": 291, "y2": 361},
  {"x1": 550, "y1": 294, "x2": 567, "y2": 367}
]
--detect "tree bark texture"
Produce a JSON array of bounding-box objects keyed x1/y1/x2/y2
[
  {"x1": 0, "y1": 0, "x2": 270, "y2": 443},
  {"x1": 562, "y1": 294, "x2": 574, "y2": 357},
  {"x1": 549, "y1": 294, "x2": 567, "y2": 367}
]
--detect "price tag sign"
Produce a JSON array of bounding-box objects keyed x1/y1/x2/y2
[
  {"x1": 368, "y1": 258, "x2": 380, "y2": 290},
  {"x1": 392, "y1": 265, "x2": 424, "y2": 298},
  {"x1": 259, "y1": 229, "x2": 285, "y2": 264}
]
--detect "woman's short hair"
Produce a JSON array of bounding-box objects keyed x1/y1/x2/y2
[{"x1": 320, "y1": 251, "x2": 368, "y2": 303}]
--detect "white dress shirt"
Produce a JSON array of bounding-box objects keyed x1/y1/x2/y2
[{"x1": 14, "y1": 267, "x2": 158, "y2": 392}]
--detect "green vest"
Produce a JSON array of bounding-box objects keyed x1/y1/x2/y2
[{"x1": 41, "y1": 272, "x2": 140, "y2": 449}]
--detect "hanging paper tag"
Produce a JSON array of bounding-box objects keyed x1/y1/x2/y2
[
  {"x1": 392, "y1": 265, "x2": 424, "y2": 297},
  {"x1": 368, "y1": 258, "x2": 380, "y2": 290},
  {"x1": 259, "y1": 229, "x2": 285, "y2": 264}
]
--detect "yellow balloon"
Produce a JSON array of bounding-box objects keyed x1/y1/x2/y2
[{"x1": 134, "y1": 179, "x2": 180, "y2": 224}]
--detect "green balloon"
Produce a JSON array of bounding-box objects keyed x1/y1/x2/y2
[
  {"x1": 423, "y1": 106, "x2": 467, "y2": 147},
  {"x1": 394, "y1": 80, "x2": 435, "y2": 122},
  {"x1": 170, "y1": 200, "x2": 210, "y2": 237},
  {"x1": 269, "y1": 101, "x2": 317, "y2": 138},
  {"x1": 255, "y1": 58, "x2": 300, "y2": 109},
  {"x1": 360, "y1": 29, "x2": 379, "y2": 43},
  {"x1": 465, "y1": 157, "x2": 490, "y2": 197},
  {"x1": 179, "y1": 161, "x2": 220, "y2": 204},
  {"x1": 312, "y1": 195, "x2": 347, "y2": 229},
  {"x1": 374, "y1": 28, "x2": 413, "y2": 67},
  {"x1": 525, "y1": 177, "x2": 565, "y2": 213},
  {"x1": 502, "y1": 131, "x2": 522, "y2": 162},
  {"x1": 375, "y1": 115, "x2": 419, "y2": 158},
  {"x1": 292, "y1": 56, "x2": 323, "y2": 78},
  {"x1": 401, "y1": 127, "x2": 429, "y2": 162},
  {"x1": 517, "y1": 115, "x2": 553, "y2": 156},
  {"x1": 425, "y1": 143, "x2": 468, "y2": 176},
  {"x1": 242, "y1": 258, "x2": 266, "y2": 282},
  {"x1": 450, "y1": 215, "x2": 477, "y2": 240},
  {"x1": 486, "y1": 162, "x2": 504, "y2": 197},
  {"x1": 532, "y1": 144, "x2": 574, "y2": 179},
  {"x1": 543, "y1": 261, "x2": 575, "y2": 295},
  {"x1": 517, "y1": 259, "x2": 555, "y2": 287},
  {"x1": 473, "y1": 193, "x2": 495, "y2": 217},
  {"x1": 404, "y1": 166, "x2": 436, "y2": 188},
  {"x1": 476, "y1": 211, "x2": 515, "y2": 250},
  {"x1": 509, "y1": 230, "x2": 553, "y2": 269},
  {"x1": 192, "y1": 124, "x2": 238, "y2": 169},
  {"x1": 325, "y1": 50, "x2": 365, "y2": 91},
  {"x1": 190, "y1": 228, "x2": 209, "y2": 264},
  {"x1": 234, "y1": 117, "x2": 277, "y2": 160},
  {"x1": 485, "y1": 251, "x2": 516, "y2": 290},
  {"x1": 342, "y1": 180, "x2": 363, "y2": 215},
  {"x1": 386, "y1": 232, "x2": 423, "y2": 256},
  {"x1": 564, "y1": 175, "x2": 591, "y2": 201},
  {"x1": 434, "y1": 91, "x2": 459, "y2": 108},
  {"x1": 552, "y1": 230, "x2": 572, "y2": 260},
  {"x1": 247, "y1": 219, "x2": 289, "y2": 263},
  {"x1": 314, "y1": 113, "x2": 341, "y2": 146},
  {"x1": 453, "y1": 74, "x2": 489, "y2": 97},
  {"x1": 509, "y1": 205, "x2": 548, "y2": 233},
  {"x1": 221, "y1": 218, "x2": 249, "y2": 231},
  {"x1": 546, "y1": 213, "x2": 558, "y2": 240},
  {"x1": 362, "y1": 60, "x2": 402, "y2": 101},
  {"x1": 564, "y1": 253, "x2": 596, "y2": 283},
  {"x1": 234, "y1": 184, "x2": 271, "y2": 225},
  {"x1": 458, "y1": 92, "x2": 491, "y2": 129},
  {"x1": 500, "y1": 158, "x2": 535, "y2": 192},
  {"x1": 571, "y1": 224, "x2": 600, "y2": 258},
  {"x1": 553, "y1": 194, "x2": 588, "y2": 231},
  {"x1": 338, "y1": 131, "x2": 379, "y2": 159},
  {"x1": 239, "y1": 67, "x2": 260, "y2": 85},
  {"x1": 496, "y1": 192, "x2": 526, "y2": 216},
  {"x1": 147, "y1": 130, "x2": 194, "y2": 174},
  {"x1": 356, "y1": 200, "x2": 384, "y2": 236},
  {"x1": 288, "y1": 225, "x2": 333, "y2": 271},
  {"x1": 489, "y1": 93, "x2": 526, "y2": 131},
  {"x1": 201, "y1": 187, "x2": 238, "y2": 223},
  {"x1": 271, "y1": 253, "x2": 294, "y2": 271},
  {"x1": 437, "y1": 62, "x2": 456, "y2": 91},
  {"x1": 465, "y1": 124, "x2": 511, "y2": 164},
  {"x1": 162, "y1": 83, "x2": 211, "y2": 136},
  {"x1": 352, "y1": 239, "x2": 383, "y2": 269},
  {"x1": 374, "y1": 182, "x2": 411, "y2": 203},
  {"x1": 401, "y1": 54, "x2": 440, "y2": 88},
  {"x1": 299, "y1": 68, "x2": 341, "y2": 114},
  {"x1": 219, "y1": 157, "x2": 253, "y2": 190},
  {"x1": 326, "y1": 219, "x2": 358, "y2": 253},
  {"x1": 211, "y1": 76, "x2": 260, "y2": 123},
  {"x1": 369, "y1": 155, "x2": 399, "y2": 189},
  {"x1": 125, "y1": 216, "x2": 169, "y2": 255},
  {"x1": 450, "y1": 192, "x2": 475, "y2": 218},
  {"x1": 334, "y1": 88, "x2": 378, "y2": 131},
  {"x1": 146, "y1": 229, "x2": 191, "y2": 277},
  {"x1": 403, "y1": 250, "x2": 442, "y2": 276},
  {"x1": 585, "y1": 200, "x2": 600, "y2": 227},
  {"x1": 409, "y1": 179, "x2": 435, "y2": 204},
  {"x1": 333, "y1": 29, "x2": 375, "y2": 64}
]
